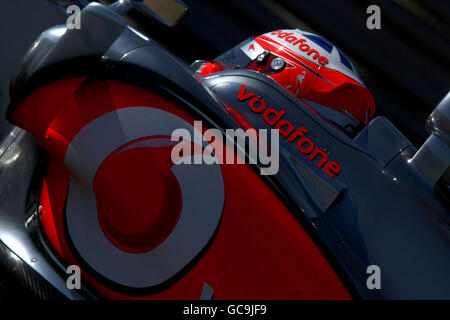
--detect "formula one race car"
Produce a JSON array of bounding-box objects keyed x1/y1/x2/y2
[{"x1": 0, "y1": 0, "x2": 448, "y2": 300}]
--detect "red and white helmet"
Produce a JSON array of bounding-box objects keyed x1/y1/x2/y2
[{"x1": 195, "y1": 29, "x2": 376, "y2": 134}]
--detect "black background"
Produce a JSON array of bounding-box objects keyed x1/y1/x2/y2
[{"x1": 0, "y1": 0, "x2": 449, "y2": 147}]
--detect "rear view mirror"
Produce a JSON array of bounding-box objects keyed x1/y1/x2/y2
[
  {"x1": 49, "y1": 0, "x2": 189, "y2": 27},
  {"x1": 109, "y1": 0, "x2": 188, "y2": 27},
  {"x1": 410, "y1": 91, "x2": 450, "y2": 187},
  {"x1": 136, "y1": 0, "x2": 188, "y2": 27}
]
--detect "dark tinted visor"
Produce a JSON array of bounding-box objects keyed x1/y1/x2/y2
[{"x1": 214, "y1": 38, "x2": 254, "y2": 69}]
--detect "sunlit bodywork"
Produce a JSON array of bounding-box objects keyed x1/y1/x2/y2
[{"x1": 0, "y1": 2, "x2": 448, "y2": 299}]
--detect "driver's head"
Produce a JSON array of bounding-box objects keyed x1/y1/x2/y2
[{"x1": 194, "y1": 29, "x2": 375, "y2": 135}]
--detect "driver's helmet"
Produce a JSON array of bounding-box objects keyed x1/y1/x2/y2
[{"x1": 193, "y1": 29, "x2": 375, "y2": 135}]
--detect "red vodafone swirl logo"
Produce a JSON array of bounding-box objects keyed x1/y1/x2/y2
[{"x1": 64, "y1": 107, "x2": 224, "y2": 289}]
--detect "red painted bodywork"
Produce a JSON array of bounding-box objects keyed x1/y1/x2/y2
[{"x1": 12, "y1": 77, "x2": 351, "y2": 299}]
